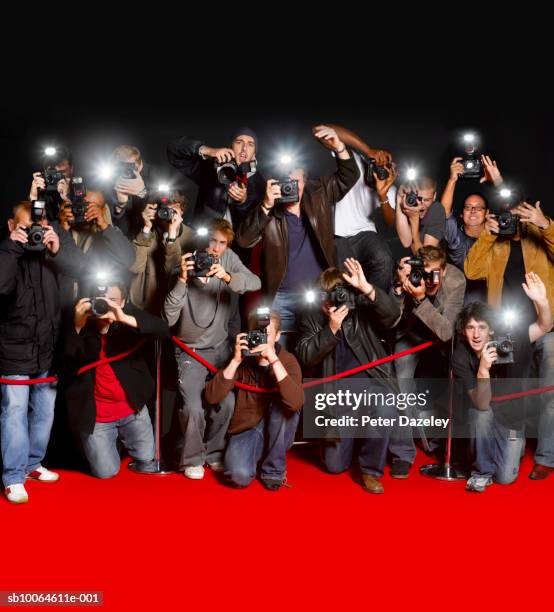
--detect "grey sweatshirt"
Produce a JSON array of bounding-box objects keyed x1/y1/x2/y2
[{"x1": 163, "y1": 248, "x2": 261, "y2": 349}]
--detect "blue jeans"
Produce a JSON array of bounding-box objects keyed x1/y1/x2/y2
[
  {"x1": 533, "y1": 332, "x2": 554, "y2": 467},
  {"x1": 224, "y1": 403, "x2": 300, "y2": 487},
  {"x1": 322, "y1": 402, "x2": 396, "y2": 477},
  {"x1": 271, "y1": 290, "x2": 307, "y2": 353},
  {"x1": 80, "y1": 406, "x2": 155, "y2": 479},
  {"x1": 335, "y1": 231, "x2": 394, "y2": 291},
  {"x1": 469, "y1": 408, "x2": 524, "y2": 483},
  {"x1": 0, "y1": 373, "x2": 57, "y2": 487}
]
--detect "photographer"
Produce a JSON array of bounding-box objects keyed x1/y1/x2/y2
[
  {"x1": 464, "y1": 197, "x2": 554, "y2": 479},
  {"x1": 105, "y1": 145, "x2": 150, "y2": 239},
  {"x1": 129, "y1": 190, "x2": 194, "y2": 313},
  {"x1": 395, "y1": 176, "x2": 446, "y2": 255},
  {"x1": 204, "y1": 312, "x2": 303, "y2": 491},
  {"x1": 389, "y1": 245, "x2": 466, "y2": 477},
  {"x1": 330, "y1": 124, "x2": 397, "y2": 291},
  {"x1": 29, "y1": 145, "x2": 74, "y2": 221},
  {"x1": 0, "y1": 201, "x2": 84, "y2": 504},
  {"x1": 237, "y1": 125, "x2": 359, "y2": 351},
  {"x1": 62, "y1": 282, "x2": 170, "y2": 479},
  {"x1": 57, "y1": 190, "x2": 135, "y2": 312},
  {"x1": 452, "y1": 275, "x2": 552, "y2": 492},
  {"x1": 167, "y1": 128, "x2": 266, "y2": 229},
  {"x1": 296, "y1": 259, "x2": 400, "y2": 494},
  {"x1": 163, "y1": 219, "x2": 261, "y2": 480}
]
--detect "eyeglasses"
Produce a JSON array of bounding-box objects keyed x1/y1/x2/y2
[{"x1": 463, "y1": 206, "x2": 486, "y2": 212}]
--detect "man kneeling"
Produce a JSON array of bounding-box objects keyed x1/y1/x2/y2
[
  {"x1": 204, "y1": 311, "x2": 304, "y2": 491},
  {"x1": 62, "y1": 281, "x2": 170, "y2": 478}
]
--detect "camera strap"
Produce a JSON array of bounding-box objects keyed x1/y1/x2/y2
[{"x1": 186, "y1": 280, "x2": 222, "y2": 330}]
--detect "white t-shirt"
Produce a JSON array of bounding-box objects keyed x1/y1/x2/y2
[{"x1": 334, "y1": 151, "x2": 396, "y2": 237}]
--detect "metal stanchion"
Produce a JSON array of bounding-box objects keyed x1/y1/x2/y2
[
  {"x1": 420, "y1": 337, "x2": 467, "y2": 481},
  {"x1": 129, "y1": 340, "x2": 174, "y2": 475}
]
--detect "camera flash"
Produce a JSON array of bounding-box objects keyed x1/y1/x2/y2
[
  {"x1": 503, "y1": 309, "x2": 517, "y2": 325},
  {"x1": 99, "y1": 164, "x2": 113, "y2": 180},
  {"x1": 197, "y1": 227, "x2": 208, "y2": 237},
  {"x1": 280, "y1": 155, "x2": 293, "y2": 165},
  {"x1": 407, "y1": 168, "x2": 417, "y2": 181},
  {"x1": 96, "y1": 270, "x2": 109, "y2": 281},
  {"x1": 500, "y1": 188, "x2": 512, "y2": 198},
  {"x1": 44, "y1": 146, "x2": 57, "y2": 156},
  {"x1": 158, "y1": 184, "x2": 170, "y2": 192},
  {"x1": 463, "y1": 133, "x2": 475, "y2": 143},
  {"x1": 305, "y1": 290, "x2": 316, "y2": 304}
]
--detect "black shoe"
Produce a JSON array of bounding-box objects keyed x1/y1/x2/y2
[
  {"x1": 261, "y1": 477, "x2": 289, "y2": 491},
  {"x1": 390, "y1": 460, "x2": 411, "y2": 479}
]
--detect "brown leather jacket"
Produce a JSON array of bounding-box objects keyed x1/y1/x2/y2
[{"x1": 236, "y1": 155, "x2": 359, "y2": 299}]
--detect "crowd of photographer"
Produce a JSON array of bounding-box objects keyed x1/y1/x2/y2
[{"x1": 1, "y1": 124, "x2": 553, "y2": 504}]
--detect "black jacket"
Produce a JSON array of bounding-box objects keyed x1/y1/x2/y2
[
  {"x1": 296, "y1": 287, "x2": 400, "y2": 385},
  {"x1": 236, "y1": 155, "x2": 359, "y2": 299},
  {"x1": 0, "y1": 223, "x2": 85, "y2": 375},
  {"x1": 61, "y1": 303, "x2": 170, "y2": 435},
  {"x1": 167, "y1": 136, "x2": 266, "y2": 228}
]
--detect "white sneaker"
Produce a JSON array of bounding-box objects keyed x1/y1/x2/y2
[
  {"x1": 26, "y1": 466, "x2": 60, "y2": 482},
  {"x1": 5, "y1": 483, "x2": 29, "y2": 504},
  {"x1": 207, "y1": 461, "x2": 224, "y2": 473},
  {"x1": 466, "y1": 475, "x2": 493, "y2": 493},
  {"x1": 184, "y1": 465, "x2": 205, "y2": 480}
]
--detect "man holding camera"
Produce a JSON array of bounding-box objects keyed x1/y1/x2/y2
[
  {"x1": 389, "y1": 245, "x2": 466, "y2": 477},
  {"x1": 105, "y1": 145, "x2": 151, "y2": 239},
  {"x1": 167, "y1": 128, "x2": 266, "y2": 229},
  {"x1": 395, "y1": 176, "x2": 446, "y2": 255},
  {"x1": 57, "y1": 189, "x2": 135, "y2": 312},
  {"x1": 296, "y1": 258, "x2": 400, "y2": 494},
  {"x1": 237, "y1": 126, "x2": 359, "y2": 351},
  {"x1": 129, "y1": 190, "x2": 194, "y2": 313},
  {"x1": 440, "y1": 155, "x2": 504, "y2": 302},
  {"x1": 0, "y1": 201, "x2": 83, "y2": 503},
  {"x1": 452, "y1": 276, "x2": 552, "y2": 492},
  {"x1": 204, "y1": 311, "x2": 304, "y2": 491},
  {"x1": 163, "y1": 218, "x2": 261, "y2": 479},
  {"x1": 465, "y1": 196, "x2": 554, "y2": 479},
  {"x1": 29, "y1": 146, "x2": 75, "y2": 221},
  {"x1": 61, "y1": 281, "x2": 169, "y2": 478},
  {"x1": 329, "y1": 124, "x2": 397, "y2": 291}
]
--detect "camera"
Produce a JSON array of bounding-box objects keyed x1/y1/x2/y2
[
  {"x1": 24, "y1": 200, "x2": 47, "y2": 252},
  {"x1": 156, "y1": 203, "x2": 175, "y2": 222},
  {"x1": 116, "y1": 161, "x2": 137, "y2": 179},
  {"x1": 243, "y1": 307, "x2": 271, "y2": 357},
  {"x1": 186, "y1": 250, "x2": 218, "y2": 278},
  {"x1": 215, "y1": 160, "x2": 257, "y2": 185},
  {"x1": 405, "y1": 189, "x2": 419, "y2": 207},
  {"x1": 89, "y1": 276, "x2": 111, "y2": 317},
  {"x1": 365, "y1": 157, "x2": 390, "y2": 189},
  {"x1": 489, "y1": 335, "x2": 515, "y2": 365},
  {"x1": 275, "y1": 179, "x2": 299, "y2": 205},
  {"x1": 43, "y1": 167, "x2": 65, "y2": 192},
  {"x1": 328, "y1": 284, "x2": 357, "y2": 310},
  {"x1": 495, "y1": 211, "x2": 519, "y2": 236},
  {"x1": 405, "y1": 257, "x2": 440, "y2": 286},
  {"x1": 459, "y1": 136, "x2": 484, "y2": 180},
  {"x1": 69, "y1": 177, "x2": 88, "y2": 225}
]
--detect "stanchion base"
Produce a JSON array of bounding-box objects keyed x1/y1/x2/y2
[
  {"x1": 128, "y1": 460, "x2": 174, "y2": 475},
  {"x1": 419, "y1": 463, "x2": 467, "y2": 481}
]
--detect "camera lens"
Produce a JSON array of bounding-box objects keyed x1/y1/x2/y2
[
  {"x1": 498, "y1": 340, "x2": 513, "y2": 354},
  {"x1": 91, "y1": 298, "x2": 109, "y2": 317},
  {"x1": 281, "y1": 183, "x2": 293, "y2": 195}
]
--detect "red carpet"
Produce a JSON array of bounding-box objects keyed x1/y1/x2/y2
[{"x1": 1, "y1": 446, "x2": 553, "y2": 610}]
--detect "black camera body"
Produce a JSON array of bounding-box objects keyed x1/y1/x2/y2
[
  {"x1": 489, "y1": 335, "x2": 515, "y2": 365},
  {"x1": 116, "y1": 161, "x2": 137, "y2": 179},
  {"x1": 328, "y1": 284, "x2": 357, "y2": 310},
  {"x1": 186, "y1": 251, "x2": 218, "y2": 278},
  {"x1": 406, "y1": 257, "x2": 440, "y2": 286},
  {"x1": 243, "y1": 308, "x2": 271, "y2": 357},
  {"x1": 215, "y1": 160, "x2": 256, "y2": 185},
  {"x1": 365, "y1": 157, "x2": 390, "y2": 189},
  {"x1": 405, "y1": 190, "x2": 419, "y2": 207},
  {"x1": 156, "y1": 202, "x2": 175, "y2": 222},
  {"x1": 459, "y1": 154, "x2": 483, "y2": 180},
  {"x1": 275, "y1": 179, "x2": 299, "y2": 205},
  {"x1": 90, "y1": 297, "x2": 110, "y2": 317},
  {"x1": 43, "y1": 167, "x2": 65, "y2": 193},
  {"x1": 24, "y1": 200, "x2": 48, "y2": 252},
  {"x1": 495, "y1": 211, "x2": 520, "y2": 236},
  {"x1": 69, "y1": 177, "x2": 88, "y2": 226}
]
